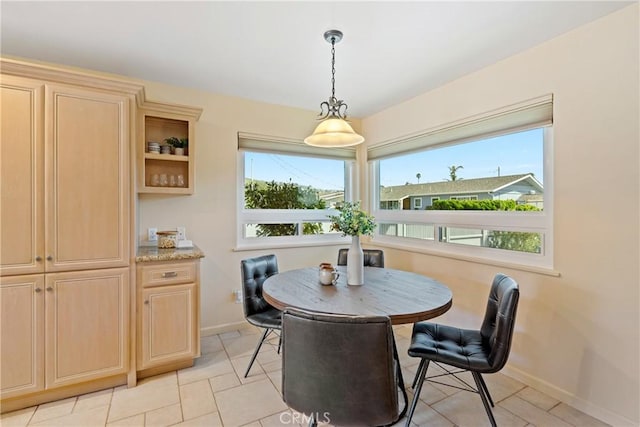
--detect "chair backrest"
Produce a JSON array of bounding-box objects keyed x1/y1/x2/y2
[
  {"x1": 240, "y1": 254, "x2": 279, "y2": 318},
  {"x1": 282, "y1": 308, "x2": 399, "y2": 426},
  {"x1": 337, "y1": 248, "x2": 385, "y2": 268},
  {"x1": 480, "y1": 273, "x2": 520, "y2": 372}
]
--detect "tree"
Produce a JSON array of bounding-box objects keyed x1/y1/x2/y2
[
  {"x1": 416, "y1": 173, "x2": 421, "y2": 183},
  {"x1": 244, "y1": 180, "x2": 326, "y2": 236},
  {"x1": 446, "y1": 165, "x2": 463, "y2": 181}
]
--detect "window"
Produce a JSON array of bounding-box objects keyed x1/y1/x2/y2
[
  {"x1": 237, "y1": 133, "x2": 357, "y2": 249},
  {"x1": 369, "y1": 95, "x2": 554, "y2": 269}
]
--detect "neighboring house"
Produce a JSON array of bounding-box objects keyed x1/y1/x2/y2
[
  {"x1": 319, "y1": 191, "x2": 345, "y2": 208},
  {"x1": 379, "y1": 173, "x2": 544, "y2": 210}
]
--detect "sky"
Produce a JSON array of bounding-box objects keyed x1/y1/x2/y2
[{"x1": 245, "y1": 128, "x2": 544, "y2": 191}]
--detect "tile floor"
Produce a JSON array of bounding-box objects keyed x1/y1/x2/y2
[{"x1": 1, "y1": 325, "x2": 610, "y2": 427}]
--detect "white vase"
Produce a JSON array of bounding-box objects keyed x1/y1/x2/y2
[
  {"x1": 347, "y1": 235, "x2": 364, "y2": 286},
  {"x1": 174, "y1": 147, "x2": 185, "y2": 156}
]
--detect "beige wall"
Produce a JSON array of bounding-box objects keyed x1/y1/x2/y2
[
  {"x1": 134, "y1": 5, "x2": 639, "y2": 425},
  {"x1": 136, "y1": 85, "x2": 363, "y2": 333},
  {"x1": 362, "y1": 4, "x2": 639, "y2": 425}
]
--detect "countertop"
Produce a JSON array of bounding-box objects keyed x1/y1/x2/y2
[{"x1": 136, "y1": 245, "x2": 205, "y2": 262}]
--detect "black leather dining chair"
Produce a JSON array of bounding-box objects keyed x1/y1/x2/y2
[
  {"x1": 337, "y1": 248, "x2": 385, "y2": 268},
  {"x1": 240, "y1": 254, "x2": 282, "y2": 378},
  {"x1": 404, "y1": 273, "x2": 520, "y2": 427},
  {"x1": 281, "y1": 308, "x2": 407, "y2": 427}
]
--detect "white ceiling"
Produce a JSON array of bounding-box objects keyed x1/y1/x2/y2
[{"x1": 1, "y1": 1, "x2": 631, "y2": 117}]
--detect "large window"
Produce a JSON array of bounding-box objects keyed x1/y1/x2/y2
[
  {"x1": 237, "y1": 133, "x2": 356, "y2": 249},
  {"x1": 369, "y1": 95, "x2": 554, "y2": 269}
]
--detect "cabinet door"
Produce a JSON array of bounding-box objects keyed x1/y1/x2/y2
[
  {"x1": 0, "y1": 275, "x2": 45, "y2": 398},
  {"x1": 139, "y1": 283, "x2": 197, "y2": 369},
  {"x1": 0, "y1": 76, "x2": 45, "y2": 276},
  {"x1": 45, "y1": 84, "x2": 130, "y2": 272},
  {"x1": 45, "y1": 268, "x2": 129, "y2": 388}
]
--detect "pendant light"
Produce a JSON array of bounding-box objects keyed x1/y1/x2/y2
[{"x1": 304, "y1": 30, "x2": 364, "y2": 147}]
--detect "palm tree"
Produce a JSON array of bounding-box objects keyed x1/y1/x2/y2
[
  {"x1": 416, "y1": 173, "x2": 421, "y2": 183},
  {"x1": 446, "y1": 165, "x2": 463, "y2": 181}
]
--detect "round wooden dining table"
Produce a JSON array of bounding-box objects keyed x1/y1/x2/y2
[{"x1": 263, "y1": 266, "x2": 453, "y2": 325}]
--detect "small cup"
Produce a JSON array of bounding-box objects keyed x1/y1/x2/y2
[
  {"x1": 151, "y1": 174, "x2": 160, "y2": 186},
  {"x1": 169, "y1": 175, "x2": 177, "y2": 187},
  {"x1": 159, "y1": 174, "x2": 169, "y2": 186},
  {"x1": 319, "y1": 265, "x2": 339, "y2": 285}
]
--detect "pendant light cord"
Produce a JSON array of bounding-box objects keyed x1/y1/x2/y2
[{"x1": 331, "y1": 36, "x2": 336, "y2": 102}]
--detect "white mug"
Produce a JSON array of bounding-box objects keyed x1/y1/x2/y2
[{"x1": 319, "y1": 266, "x2": 339, "y2": 285}]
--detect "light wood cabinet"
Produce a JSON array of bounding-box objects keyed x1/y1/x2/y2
[
  {"x1": 0, "y1": 79, "x2": 130, "y2": 275},
  {"x1": 1, "y1": 269, "x2": 128, "y2": 399},
  {"x1": 45, "y1": 269, "x2": 129, "y2": 388},
  {"x1": 0, "y1": 65, "x2": 135, "y2": 411},
  {"x1": 137, "y1": 103, "x2": 202, "y2": 195},
  {"x1": 137, "y1": 259, "x2": 201, "y2": 373},
  {"x1": 0, "y1": 76, "x2": 45, "y2": 276},
  {"x1": 0, "y1": 275, "x2": 45, "y2": 399},
  {"x1": 45, "y1": 84, "x2": 130, "y2": 272}
]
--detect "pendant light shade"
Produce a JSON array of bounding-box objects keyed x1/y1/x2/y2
[
  {"x1": 305, "y1": 29, "x2": 364, "y2": 148},
  {"x1": 304, "y1": 117, "x2": 364, "y2": 147}
]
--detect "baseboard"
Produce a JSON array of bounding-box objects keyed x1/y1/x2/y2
[
  {"x1": 200, "y1": 320, "x2": 251, "y2": 337},
  {"x1": 502, "y1": 365, "x2": 636, "y2": 427}
]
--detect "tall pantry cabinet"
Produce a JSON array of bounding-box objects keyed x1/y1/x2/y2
[{"x1": 0, "y1": 63, "x2": 139, "y2": 410}]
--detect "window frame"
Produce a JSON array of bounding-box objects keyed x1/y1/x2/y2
[
  {"x1": 236, "y1": 134, "x2": 358, "y2": 250},
  {"x1": 369, "y1": 119, "x2": 554, "y2": 272}
]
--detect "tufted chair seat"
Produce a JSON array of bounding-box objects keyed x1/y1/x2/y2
[
  {"x1": 240, "y1": 254, "x2": 282, "y2": 377},
  {"x1": 409, "y1": 324, "x2": 494, "y2": 372},
  {"x1": 404, "y1": 273, "x2": 519, "y2": 427},
  {"x1": 337, "y1": 248, "x2": 385, "y2": 268}
]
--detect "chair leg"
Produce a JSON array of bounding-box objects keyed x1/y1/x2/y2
[
  {"x1": 411, "y1": 359, "x2": 427, "y2": 389},
  {"x1": 476, "y1": 372, "x2": 494, "y2": 407},
  {"x1": 277, "y1": 331, "x2": 282, "y2": 354},
  {"x1": 405, "y1": 360, "x2": 429, "y2": 427},
  {"x1": 472, "y1": 372, "x2": 497, "y2": 427},
  {"x1": 244, "y1": 328, "x2": 270, "y2": 378}
]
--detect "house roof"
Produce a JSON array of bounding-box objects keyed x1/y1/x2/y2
[{"x1": 380, "y1": 174, "x2": 543, "y2": 201}]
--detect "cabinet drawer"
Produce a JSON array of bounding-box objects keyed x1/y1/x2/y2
[{"x1": 140, "y1": 262, "x2": 196, "y2": 287}]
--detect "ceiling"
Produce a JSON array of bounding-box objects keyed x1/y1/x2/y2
[{"x1": 1, "y1": 1, "x2": 632, "y2": 117}]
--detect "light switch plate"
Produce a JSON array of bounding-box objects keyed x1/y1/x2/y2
[{"x1": 176, "y1": 227, "x2": 186, "y2": 240}]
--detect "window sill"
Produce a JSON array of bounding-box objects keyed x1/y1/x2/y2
[
  {"x1": 373, "y1": 239, "x2": 560, "y2": 277},
  {"x1": 234, "y1": 237, "x2": 349, "y2": 252}
]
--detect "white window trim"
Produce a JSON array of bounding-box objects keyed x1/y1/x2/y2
[
  {"x1": 413, "y1": 198, "x2": 422, "y2": 209},
  {"x1": 236, "y1": 134, "x2": 358, "y2": 250},
  {"x1": 369, "y1": 125, "x2": 554, "y2": 273}
]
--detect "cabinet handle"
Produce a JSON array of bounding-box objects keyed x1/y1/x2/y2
[
  {"x1": 46, "y1": 287, "x2": 53, "y2": 292},
  {"x1": 144, "y1": 300, "x2": 149, "y2": 305},
  {"x1": 35, "y1": 287, "x2": 42, "y2": 293},
  {"x1": 46, "y1": 255, "x2": 53, "y2": 261},
  {"x1": 35, "y1": 256, "x2": 42, "y2": 262},
  {"x1": 162, "y1": 271, "x2": 178, "y2": 278}
]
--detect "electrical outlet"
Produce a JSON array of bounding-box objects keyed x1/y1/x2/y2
[
  {"x1": 176, "y1": 226, "x2": 186, "y2": 241},
  {"x1": 148, "y1": 227, "x2": 158, "y2": 242},
  {"x1": 233, "y1": 290, "x2": 242, "y2": 304}
]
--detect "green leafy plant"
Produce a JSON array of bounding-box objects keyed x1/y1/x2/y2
[
  {"x1": 164, "y1": 137, "x2": 188, "y2": 149},
  {"x1": 244, "y1": 180, "x2": 326, "y2": 236},
  {"x1": 328, "y1": 201, "x2": 376, "y2": 237}
]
